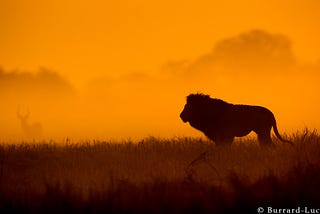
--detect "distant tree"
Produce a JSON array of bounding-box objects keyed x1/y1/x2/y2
[{"x1": 211, "y1": 30, "x2": 296, "y2": 68}]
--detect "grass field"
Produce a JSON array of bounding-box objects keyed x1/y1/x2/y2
[{"x1": 1, "y1": 129, "x2": 320, "y2": 213}]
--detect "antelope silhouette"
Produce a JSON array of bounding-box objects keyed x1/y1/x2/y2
[{"x1": 17, "y1": 109, "x2": 43, "y2": 139}]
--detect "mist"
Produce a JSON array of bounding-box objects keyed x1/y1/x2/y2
[
  {"x1": 0, "y1": 68, "x2": 76, "y2": 140},
  {"x1": 1, "y1": 30, "x2": 319, "y2": 141}
]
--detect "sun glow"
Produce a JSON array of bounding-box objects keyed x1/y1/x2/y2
[{"x1": 0, "y1": 0, "x2": 320, "y2": 140}]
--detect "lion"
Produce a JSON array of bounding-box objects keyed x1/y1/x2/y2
[{"x1": 180, "y1": 93, "x2": 293, "y2": 147}]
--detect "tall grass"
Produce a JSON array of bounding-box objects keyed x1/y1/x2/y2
[{"x1": 0, "y1": 129, "x2": 320, "y2": 213}]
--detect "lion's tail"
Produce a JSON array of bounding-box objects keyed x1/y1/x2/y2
[{"x1": 272, "y1": 116, "x2": 294, "y2": 145}]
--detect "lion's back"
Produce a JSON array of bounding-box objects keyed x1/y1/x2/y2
[{"x1": 227, "y1": 104, "x2": 274, "y2": 129}]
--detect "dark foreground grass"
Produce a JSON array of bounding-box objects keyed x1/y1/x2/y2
[{"x1": 1, "y1": 129, "x2": 320, "y2": 213}]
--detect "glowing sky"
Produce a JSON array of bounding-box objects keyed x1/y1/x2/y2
[
  {"x1": 1, "y1": 0, "x2": 320, "y2": 84},
  {"x1": 0, "y1": 0, "x2": 320, "y2": 140}
]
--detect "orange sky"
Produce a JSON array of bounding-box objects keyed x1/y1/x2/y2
[
  {"x1": 1, "y1": 0, "x2": 320, "y2": 84},
  {"x1": 0, "y1": 0, "x2": 320, "y2": 140}
]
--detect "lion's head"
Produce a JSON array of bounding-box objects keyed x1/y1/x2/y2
[{"x1": 180, "y1": 93, "x2": 213, "y2": 123}]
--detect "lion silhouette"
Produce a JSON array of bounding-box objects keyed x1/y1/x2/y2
[{"x1": 180, "y1": 93, "x2": 293, "y2": 147}]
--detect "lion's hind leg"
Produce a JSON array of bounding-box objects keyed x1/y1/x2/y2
[{"x1": 256, "y1": 132, "x2": 275, "y2": 147}]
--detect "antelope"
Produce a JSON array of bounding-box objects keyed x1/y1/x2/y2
[{"x1": 17, "y1": 109, "x2": 43, "y2": 139}]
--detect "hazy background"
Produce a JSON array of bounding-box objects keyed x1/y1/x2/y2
[{"x1": 0, "y1": 0, "x2": 319, "y2": 140}]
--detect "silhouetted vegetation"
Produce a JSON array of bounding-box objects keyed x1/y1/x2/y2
[{"x1": 0, "y1": 129, "x2": 320, "y2": 213}]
